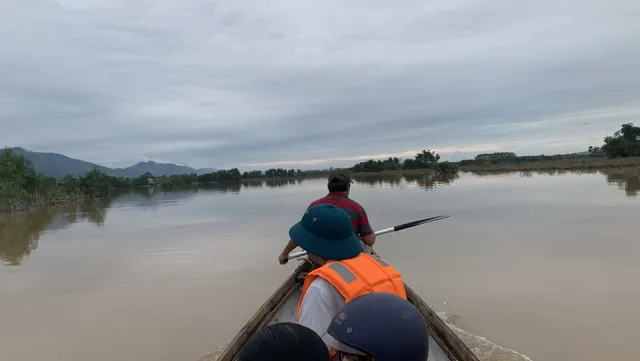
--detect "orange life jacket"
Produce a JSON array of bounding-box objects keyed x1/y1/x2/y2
[{"x1": 296, "y1": 253, "x2": 407, "y2": 321}]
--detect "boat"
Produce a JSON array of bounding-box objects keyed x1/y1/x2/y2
[{"x1": 212, "y1": 259, "x2": 480, "y2": 361}]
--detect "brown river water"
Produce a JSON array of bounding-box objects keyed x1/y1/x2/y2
[{"x1": 1, "y1": 168, "x2": 639, "y2": 361}]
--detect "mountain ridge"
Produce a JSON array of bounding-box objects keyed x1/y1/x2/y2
[{"x1": 10, "y1": 147, "x2": 216, "y2": 179}]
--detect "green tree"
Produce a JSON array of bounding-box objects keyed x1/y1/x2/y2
[
  {"x1": 434, "y1": 161, "x2": 457, "y2": 174},
  {"x1": 415, "y1": 149, "x2": 440, "y2": 166},
  {"x1": 78, "y1": 168, "x2": 112, "y2": 198},
  {"x1": 601, "y1": 122, "x2": 640, "y2": 158},
  {"x1": 587, "y1": 146, "x2": 603, "y2": 156},
  {"x1": 474, "y1": 152, "x2": 518, "y2": 164},
  {"x1": 132, "y1": 172, "x2": 154, "y2": 187},
  {"x1": 58, "y1": 175, "x2": 79, "y2": 195},
  {"x1": 401, "y1": 150, "x2": 442, "y2": 170},
  {"x1": 351, "y1": 157, "x2": 403, "y2": 173},
  {"x1": 0, "y1": 148, "x2": 38, "y2": 210}
]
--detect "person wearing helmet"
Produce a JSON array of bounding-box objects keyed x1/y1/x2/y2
[
  {"x1": 323, "y1": 292, "x2": 430, "y2": 361},
  {"x1": 288, "y1": 204, "x2": 407, "y2": 353},
  {"x1": 278, "y1": 169, "x2": 377, "y2": 265}
]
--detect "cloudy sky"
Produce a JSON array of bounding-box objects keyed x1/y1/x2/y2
[{"x1": 1, "y1": 0, "x2": 639, "y2": 170}]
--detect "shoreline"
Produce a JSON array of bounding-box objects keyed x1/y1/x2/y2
[
  {"x1": 1, "y1": 172, "x2": 431, "y2": 214},
  {"x1": 5, "y1": 158, "x2": 640, "y2": 214},
  {"x1": 1, "y1": 195, "x2": 82, "y2": 215},
  {"x1": 351, "y1": 168, "x2": 436, "y2": 176},
  {"x1": 1, "y1": 177, "x2": 309, "y2": 215},
  {"x1": 458, "y1": 156, "x2": 640, "y2": 172},
  {"x1": 0, "y1": 196, "x2": 112, "y2": 219}
]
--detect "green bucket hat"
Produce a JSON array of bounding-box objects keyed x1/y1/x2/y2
[{"x1": 289, "y1": 204, "x2": 362, "y2": 260}]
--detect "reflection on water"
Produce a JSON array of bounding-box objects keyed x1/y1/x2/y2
[
  {"x1": 1, "y1": 170, "x2": 639, "y2": 361},
  {"x1": 468, "y1": 167, "x2": 640, "y2": 198},
  {"x1": 354, "y1": 173, "x2": 404, "y2": 187},
  {"x1": 0, "y1": 180, "x2": 302, "y2": 266},
  {"x1": 242, "y1": 178, "x2": 303, "y2": 188},
  {"x1": 265, "y1": 178, "x2": 303, "y2": 188},
  {"x1": 0, "y1": 198, "x2": 112, "y2": 266},
  {"x1": 601, "y1": 168, "x2": 640, "y2": 197},
  {"x1": 404, "y1": 173, "x2": 459, "y2": 190},
  {"x1": 468, "y1": 168, "x2": 600, "y2": 178},
  {"x1": 3, "y1": 169, "x2": 638, "y2": 267},
  {"x1": 354, "y1": 172, "x2": 459, "y2": 190},
  {"x1": 242, "y1": 179, "x2": 264, "y2": 188},
  {"x1": 0, "y1": 175, "x2": 454, "y2": 267}
]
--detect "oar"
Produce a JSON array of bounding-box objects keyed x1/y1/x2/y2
[{"x1": 287, "y1": 214, "x2": 450, "y2": 260}]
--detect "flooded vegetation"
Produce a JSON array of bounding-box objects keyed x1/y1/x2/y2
[
  {"x1": 460, "y1": 155, "x2": 640, "y2": 172},
  {"x1": 0, "y1": 198, "x2": 111, "y2": 266},
  {"x1": 4, "y1": 122, "x2": 639, "y2": 213},
  {"x1": 3, "y1": 169, "x2": 638, "y2": 268},
  {"x1": 1, "y1": 170, "x2": 639, "y2": 361},
  {"x1": 2, "y1": 148, "x2": 459, "y2": 213}
]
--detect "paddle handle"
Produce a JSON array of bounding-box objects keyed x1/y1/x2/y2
[
  {"x1": 287, "y1": 215, "x2": 449, "y2": 260},
  {"x1": 287, "y1": 228, "x2": 389, "y2": 260}
]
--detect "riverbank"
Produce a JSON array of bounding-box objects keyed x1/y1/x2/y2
[
  {"x1": 0, "y1": 193, "x2": 117, "y2": 217},
  {"x1": 0, "y1": 192, "x2": 82, "y2": 214},
  {"x1": 1, "y1": 170, "x2": 443, "y2": 214},
  {"x1": 352, "y1": 168, "x2": 436, "y2": 176},
  {"x1": 458, "y1": 156, "x2": 640, "y2": 172},
  {"x1": 238, "y1": 168, "x2": 438, "y2": 179}
]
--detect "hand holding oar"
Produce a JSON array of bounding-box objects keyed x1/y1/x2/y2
[{"x1": 287, "y1": 214, "x2": 450, "y2": 261}]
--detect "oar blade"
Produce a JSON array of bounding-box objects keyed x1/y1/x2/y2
[{"x1": 393, "y1": 214, "x2": 450, "y2": 231}]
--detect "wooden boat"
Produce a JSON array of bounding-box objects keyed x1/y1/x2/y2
[{"x1": 214, "y1": 260, "x2": 480, "y2": 361}]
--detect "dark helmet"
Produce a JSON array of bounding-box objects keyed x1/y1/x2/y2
[
  {"x1": 325, "y1": 292, "x2": 429, "y2": 361},
  {"x1": 237, "y1": 322, "x2": 329, "y2": 361}
]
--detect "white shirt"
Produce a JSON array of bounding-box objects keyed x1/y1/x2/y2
[
  {"x1": 297, "y1": 277, "x2": 346, "y2": 345},
  {"x1": 298, "y1": 247, "x2": 374, "y2": 346}
]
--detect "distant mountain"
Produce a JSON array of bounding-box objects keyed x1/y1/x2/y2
[
  {"x1": 114, "y1": 161, "x2": 217, "y2": 178},
  {"x1": 12, "y1": 147, "x2": 113, "y2": 178},
  {"x1": 10, "y1": 147, "x2": 216, "y2": 179}
]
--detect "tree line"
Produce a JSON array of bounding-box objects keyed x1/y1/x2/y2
[
  {"x1": 0, "y1": 147, "x2": 313, "y2": 211},
  {"x1": 3, "y1": 121, "x2": 637, "y2": 211},
  {"x1": 0, "y1": 146, "x2": 455, "y2": 211},
  {"x1": 599, "y1": 122, "x2": 640, "y2": 158},
  {"x1": 458, "y1": 122, "x2": 640, "y2": 167},
  {"x1": 350, "y1": 149, "x2": 457, "y2": 174},
  {"x1": 457, "y1": 151, "x2": 601, "y2": 166},
  {"x1": 1, "y1": 148, "x2": 131, "y2": 212},
  {"x1": 146, "y1": 168, "x2": 308, "y2": 190}
]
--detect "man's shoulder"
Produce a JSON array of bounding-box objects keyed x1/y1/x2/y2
[
  {"x1": 307, "y1": 277, "x2": 345, "y2": 303},
  {"x1": 340, "y1": 197, "x2": 366, "y2": 213},
  {"x1": 310, "y1": 194, "x2": 365, "y2": 211},
  {"x1": 309, "y1": 276, "x2": 333, "y2": 288},
  {"x1": 344, "y1": 197, "x2": 365, "y2": 210}
]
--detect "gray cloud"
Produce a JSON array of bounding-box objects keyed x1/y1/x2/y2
[{"x1": 1, "y1": 0, "x2": 640, "y2": 169}]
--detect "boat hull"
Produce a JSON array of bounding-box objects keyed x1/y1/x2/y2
[{"x1": 211, "y1": 260, "x2": 479, "y2": 361}]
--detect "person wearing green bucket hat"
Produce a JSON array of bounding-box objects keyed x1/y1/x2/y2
[
  {"x1": 288, "y1": 203, "x2": 363, "y2": 261},
  {"x1": 278, "y1": 169, "x2": 377, "y2": 265},
  {"x1": 290, "y1": 204, "x2": 407, "y2": 352}
]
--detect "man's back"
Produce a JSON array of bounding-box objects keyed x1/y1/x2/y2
[
  {"x1": 278, "y1": 169, "x2": 376, "y2": 264},
  {"x1": 308, "y1": 191, "x2": 372, "y2": 238},
  {"x1": 297, "y1": 278, "x2": 345, "y2": 342},
  {"x1": 297, "y1": 253, "x2": 406, "y2": 346},
  {"x1": 287, "y1": 204, "x2": 405, "y2": 350}
]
